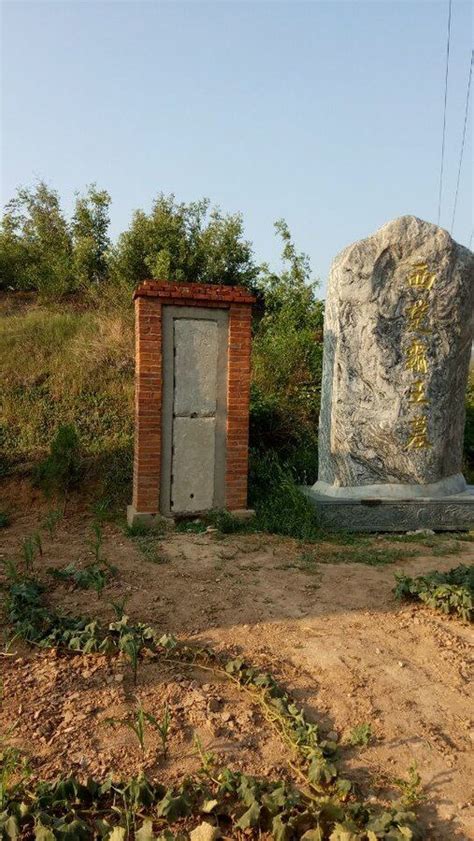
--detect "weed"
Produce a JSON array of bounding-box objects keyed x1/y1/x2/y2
[
  {"x1": 142, "y1": 704, "x2": 172, "y2": 758},
  {"x1": 0, "y1": 511, "x2": 10, "y2": 529},
  {"x1": 394, "y1": 564, "x2": 473, "y2": 621},
  {"x1": 394, "y1": 762, "x2": 426, "y2": 808},
  {"x1": 430, "y1": 541, "x2": 461, "y2": 557},
  {"x1": 1, "y1": 557, "x2": 19, "y2": 582},
  {"x1": 87, "y1": 521, "x2": 104, "y2": 562},
  {"x1": 207, "y1": 509, "x2": 256, "y2": 535},
  {"x1": 0, "y1": 726, "x2": 30, "y2": 810},
  {"x1": 21, "y1": 533, "x2": 42, "y2": 571},
  {"x1": 49, "y1": 560, "x2": 115, "y2": 598},
  {"x1": 349, "y1": 723, "x2": 373, "y2": 747},
  {"x1": 325, "y1": 546, "x2": 419, "y2": 567},
  {"x1": 2, "y1": 570, "x2": 423, "y2": 839},
  {"x1": 134, "y1": 536, "x2": 168, "y2": 564},
  {"x1": 110, "y1": 595, "x2": 129, "y2": 619},
  {"x1": 90, "y1": 496, "x2": 114, "y2": 522},
  {"x1": 35, "y1": 424, "x2": 81, "y2": 499},
  {"x1": 124, "y1": 520, "x2": 169, "y2": 563},
  {"x1": 298, "y1": 548, "x2": 321, "y2": 575},
  {"x1": 42, "y1": 508, "x2": 62, "y2": 538},
  {"x1": 114, "y1": 704, "x2": 149, "y2": 755},
  {"x1": 124, "y1": 519, "x2": 167, "y2": 538}
]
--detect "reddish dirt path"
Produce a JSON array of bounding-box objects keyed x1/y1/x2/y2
[{"x1": 0, "y1": 491, "x2": 472, "y2": 839}]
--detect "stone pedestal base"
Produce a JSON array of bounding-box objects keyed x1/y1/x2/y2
[{"x1": 301, "y1": 486, "x2": 474, "y2": 532}]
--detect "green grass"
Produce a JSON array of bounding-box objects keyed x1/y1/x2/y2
[
  {"x1": 0, "y1": 510, "x2": 10, "y2": 528},
  {"x1": 0, "y1": 301, "x2": 134, "y2": 503},
  {"x1": 123, "y1": 523, "x2": 169, "y2": 564},
  {"x1": 324, "y1": 546, "x2": 420, "y2": 566}
]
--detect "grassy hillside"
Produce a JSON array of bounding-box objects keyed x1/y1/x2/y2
[
  {"x1": 1, "y1": 292, "x2": 473, "y2": 514},
  {"x1": 0, "y1": 293, "x2": 135, "y2": 501}
]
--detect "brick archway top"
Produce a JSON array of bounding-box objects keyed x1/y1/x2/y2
[{"x1": 134, "y1": 280, "x2": 256, "y2": 305}]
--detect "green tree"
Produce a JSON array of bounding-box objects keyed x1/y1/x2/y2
[
  {"x1": 108, "y1": 193, "x2": 257, "y2": 289},
  {"x1": 0, "y1": 181, "x2": 73, "y2": 297},
  {"x1": 72, "y1": 184, "x2": 111, "y2": 289},
  {"x1": 251, "y1": 220, "x2": 324, "y2": 480}
]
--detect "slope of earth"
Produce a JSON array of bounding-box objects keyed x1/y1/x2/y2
[{"x1": 0, "y1": 484, "x2": 473, "y2": 839}]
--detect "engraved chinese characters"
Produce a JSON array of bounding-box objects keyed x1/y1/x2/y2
[
  {"x1": 404, "y1": 263, "x2": 436, "y2": 449},
  {"x1": 313, "y1": 216, "x2": 474, "y2": 490}
]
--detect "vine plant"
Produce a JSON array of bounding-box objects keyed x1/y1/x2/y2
[{"x1": 1, "y1": 571, "x2": 422, "y2": 840}]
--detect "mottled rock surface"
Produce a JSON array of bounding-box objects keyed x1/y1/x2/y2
[{"x1": 315, "y1": 216, "x2": 474, "y2": 490}]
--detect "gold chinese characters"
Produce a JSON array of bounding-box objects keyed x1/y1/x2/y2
[
  {"x1": 407, "y1": 262, "x2": 436, "y2": 290},
  {"x1": 407, "y1": 415, "x2": 432, "y2": 450},
  {"x1": 403, "y1": 262, "x2": 436, "y2": 450}
]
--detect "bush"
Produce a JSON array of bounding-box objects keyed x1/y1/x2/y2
[
  {"x1": 464, "y1": 369, "x2": 474, "y2": 483},
  {"x1": 394, "y1": 564, "x2": 473, "y2": 622},
  {"x1": 249, "y1": 450, "x2": 322, "y2": 541},
  {"x1": 35, "y1": 424, "x2": 81, "y2": 497},
  {"x1": 251, "y1": 221, "x2": 323, "y2": 466}
]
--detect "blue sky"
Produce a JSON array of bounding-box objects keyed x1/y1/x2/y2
[{"x1": 1, "y1": 0, "x2": 472, "y2": 290}]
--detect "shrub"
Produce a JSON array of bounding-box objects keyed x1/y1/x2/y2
[
  {"x1": 464, "y1": 369, "x2": 474, "y2": 483},
  {"x1": 249, "y1": 450, "x2": 322, "y2": 541},
  {"x1": 35, "y1": 424, "x2": 81, "y2": 497},
  {"x1": 394, "y1": 564, "x2": 473, "y2": 622}
]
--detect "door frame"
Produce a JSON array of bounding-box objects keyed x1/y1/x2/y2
[{"x1": 160, "y1": 305, "x2": 229, "y2": 516}]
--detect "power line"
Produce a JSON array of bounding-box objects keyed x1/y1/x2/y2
[
  {"x1": 450, "y1": 50, "x2": 473, "y2": 235},
  {"x1": 437, "y1": 0, "x2": 452, "y2": 226}
]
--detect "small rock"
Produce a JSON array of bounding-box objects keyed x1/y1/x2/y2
[
  {"x1": 208, "y1": 698, "x2": 222, "y2": 713},
  {"x1": 327, "y1": 731, "x2": 338, "y2": 742},
  {"x1": 405, "y1": 529, "x2": 435, "y2": 536}
]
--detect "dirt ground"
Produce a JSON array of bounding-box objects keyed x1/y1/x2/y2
[{"x1": 1, "y1": 483, "x2": 473, "y2": 840}]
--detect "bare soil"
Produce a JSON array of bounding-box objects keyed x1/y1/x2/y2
[{"x1": 1, "y1": 482, "x2": 473, "y2": 839}]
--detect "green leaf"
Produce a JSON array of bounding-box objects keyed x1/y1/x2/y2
[
  {"x1": 272, "y1": 814, "x2": 291, "y2": 841},
  {"x1": 156, "y1": 791, "x2": 191, "y2": 821},
  {"x1": 366, "y1": 813, "x2": 395, "y2": 834},
  {"x1": 136, "y1": 820, "x2": 156, "y2": 841},
  {"x1": 34, "y1": 824, "x2": 55, "y2": 841},
  {"x1": 235, "y1": 801, "x2": 261, "y2": 830},
  {"x1": 57, "y1": 820, "x2": 90, "y2": 840},
  {"x1": 107, "y1": 829, "x2": 126, "y2": 841},
  {"x1": 300, "y1": 831, "x2": 323, "y2": 841},
  {"x1": 328, "y1": 822, "x2": 362, "y2": 841},
  {"x1": 335, "y1": 778, "x2": 352, "y2": 798},
  {"x1": 201, "y1": 800, "x2": 219, "y2": 814},
  {"x1": 0, "y1": 816, "x2": 19, "y2": 841}
]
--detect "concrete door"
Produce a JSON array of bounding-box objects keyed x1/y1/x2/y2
[{"x1": 161, "y1": 307, "x2": 228, "y2": 515}]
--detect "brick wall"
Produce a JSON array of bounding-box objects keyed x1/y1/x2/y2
[{"x1": 132, "y1": 281, "x2": 255, "y2": 515}]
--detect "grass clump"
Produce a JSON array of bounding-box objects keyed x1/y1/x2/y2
[
  {"x1": 0, "y1": 510, "x2": 10, "y2": 528},
  {"x1": 327, "y1": 545, "x2": 420, "y2": 567},
  {"x1": 349, "y1": 723, "x2": 373, "y2": 747},
  {"x1": 394, "y1": 564, "x2": 473, "y2": 622},
  {"x1": 249, "y1": 451, "x2": 323, "y2": 542},
  {"x1": 124, "y1": 521, "x2": 169, "y2": 564},
  {"x1": 49, "y1": 560, "x2": 116, "y2": 598},
  {"x1": 35, "y1": 424, "x2": 80, "y2": 498}
]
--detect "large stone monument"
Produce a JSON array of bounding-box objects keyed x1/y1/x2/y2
[{"x1": 304, "y1": 216, "x2": 474, "y2": 531}]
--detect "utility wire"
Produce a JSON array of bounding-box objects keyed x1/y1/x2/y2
[
  {"x1": 450, "y1": 50, "x2": 473, "y2": 235},
  {"x1": 437, "y1": 0, "x2": 452, "y2": 226}
]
